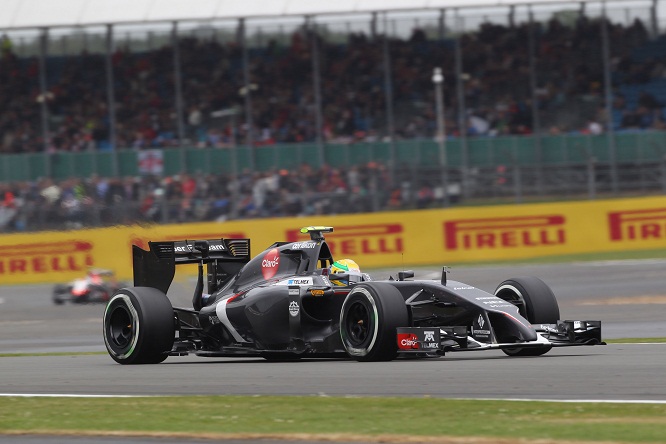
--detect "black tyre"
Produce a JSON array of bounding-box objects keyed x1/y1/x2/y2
[
  {"x1": 52, "y1": 285, "x2": 68, "y2": 305},
  {"x1": 103, "y1": 287, "x2": 175, "y2": 364},
  {"x1": 340, "y1": 283, "x2": 408, "y2": 362},
  {"x1": 494, "y1": 277, "x2": 560, "y2": 357}
]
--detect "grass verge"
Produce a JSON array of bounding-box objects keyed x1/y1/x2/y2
[{"x1": 1, "y1": 396, "x2": 665, "y2": 443}]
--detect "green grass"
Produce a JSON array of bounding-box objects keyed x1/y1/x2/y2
[
  {"x1": 0, "y1": 396, "x2": 665, "y2": 443},
  {"x1": 606, "y1": 338, "x2": 666, "y2": 344}
]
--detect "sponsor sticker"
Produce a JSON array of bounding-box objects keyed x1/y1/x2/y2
[
  {"x1": 261, "y1": 248, "x2": 280, "y2": 280},
  {"x1": 472, "y1": 314, "x2": 492, "y2": 339},
  {"x1": 288, "y1": 278, "x2": 313, "y2": 285},
  {"x1": 397, "y1": 333, "x2": 420, "y2": 350},
  {"x1": 292, "y1": 242, "x2": 317, "y2": 249},
  {"x1": 289, "y1": 301, "x2": 300, "y2": 317},
  {"x1": 396, "y1": 328, "x2": 440, "y2": 351},
  {"x1": 277, "y1": 277, "x2": 314, "y2": 286}
]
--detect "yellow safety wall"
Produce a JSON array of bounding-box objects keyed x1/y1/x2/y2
[{"x1": 1, "y1": 196, "x2": 664, "y2": 285}]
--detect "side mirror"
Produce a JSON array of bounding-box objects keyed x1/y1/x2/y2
[{"x1": 398, "y1": 270, "x2": 414, "y2": 281}]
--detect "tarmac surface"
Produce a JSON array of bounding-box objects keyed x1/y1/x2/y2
[{"x1": 1, "y1": 260, "x2": 666, "y2": 443}]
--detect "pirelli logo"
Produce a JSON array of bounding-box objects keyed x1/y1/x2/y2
[
  {"x1": 608, "y1": 208, "x2": 666, "y2": 241},
  {"x1": 0, "y1": 240, "x2": 94, "y2": 274},
  {"x1": 286, "y1": 224, "x2": 403, "y2": 255},
  {"x1": 444, "y1": 215, "x2": 566, "y2": 250}
]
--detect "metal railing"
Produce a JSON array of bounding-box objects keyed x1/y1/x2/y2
[{"x1": 2, "y1": 132, "x2": 666, "y2": 179}]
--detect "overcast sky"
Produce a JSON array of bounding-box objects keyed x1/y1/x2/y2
[{"x1": 1, "y1": 0, "x2": 664, "y2": 34}]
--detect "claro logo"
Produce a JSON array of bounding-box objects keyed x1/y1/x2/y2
[
  {"x1": 608, "y1": 208, "x2": 666, "y2": 242},
  {"x1": 397, "y1": 333, "x2": 420, "y2": 350},
  {"x1": 0, "y1": 241, "x2": 94, "y2": 274},
  {"x1": 261, "y1": 248, "x2": 280, "y2": 280},
  {"x1": 443, "y1": 215, "x2": 566, "y2": 250},
  {"x1": 286, "y1": 224, "x2": 403, "y2": 255}
]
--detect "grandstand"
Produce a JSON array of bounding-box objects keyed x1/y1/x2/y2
[{"x1": 1, "y1": 0, "x2": 665, "y2": 232}]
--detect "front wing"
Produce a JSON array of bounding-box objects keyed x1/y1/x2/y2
[{"x1": 397, "y1": 320, "x2": 604, "y2": 354}]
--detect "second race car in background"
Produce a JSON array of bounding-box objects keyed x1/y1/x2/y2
[{"x1": 53, "y1": 269, "x2": 128, "y2": 305}]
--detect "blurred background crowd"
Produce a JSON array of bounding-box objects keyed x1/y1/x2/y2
[
  {"x1": 2, "y1": 4, "x2": 666, "y2": 233},
  {"x1": 1, "y1": 162, "x2": 439, "y2": 232},
  {"x1": 2, "y1": 14, "x2": 666, "y2": 154}
]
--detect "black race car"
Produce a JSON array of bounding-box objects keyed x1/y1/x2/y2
[{"x1": 102, "y1": 226, "x2": 603, "y2": 364}]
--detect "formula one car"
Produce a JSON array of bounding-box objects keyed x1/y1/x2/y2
[
  {"x1": 53, "y1": 269, "x2": 128, "y2": 305},
  {"x1": 102, "y1": 226, "x2": 603, "y2": 364}
]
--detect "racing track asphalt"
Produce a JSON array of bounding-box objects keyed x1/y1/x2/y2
[{"x1": 1, "y1": 260, "x2": 666, "y2": 401}]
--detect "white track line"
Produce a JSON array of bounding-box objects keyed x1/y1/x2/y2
[
  {"x1": 0, "y1": 394, "x2": 157, "y2": 398},
  {"x1": 1, "y1": 394, "x2": 665, "y2": 403}
]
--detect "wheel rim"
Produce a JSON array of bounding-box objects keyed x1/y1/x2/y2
[
  {"x1": 345, "y1": 301, "x2": 371, "y2": 346},
  {"x1": 108, "y1": 305, "x2": 133, "y2": 348},
  {"x1": 495, "y1": 285, "x2": 527, "y2": 319}
]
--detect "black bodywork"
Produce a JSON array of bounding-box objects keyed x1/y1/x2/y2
[{"x1": 109, "y1": 227, "x2": 603, "y2": 362}]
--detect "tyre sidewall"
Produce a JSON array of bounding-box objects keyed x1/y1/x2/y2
[
  {"x1": 103, "y1": 292, "x2": 142, "y2": 363},
  {"x1": 340, "y1": 287, "x2": 380, "y2": 358}
]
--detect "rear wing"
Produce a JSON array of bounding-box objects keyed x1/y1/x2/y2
[{"x1": 132, "y1": 238, "x2": 251, "y2": 295}]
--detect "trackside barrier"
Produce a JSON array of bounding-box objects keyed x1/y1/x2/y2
[
  {"x1": 0, "y1": 195, "x2": 664, "y2": 285},
  {"x1": 2, "y1": 133, "x2": 666, "y2": 181}
]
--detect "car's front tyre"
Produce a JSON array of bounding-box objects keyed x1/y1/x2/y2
[
  {"x1": 495, "y1": 277, "x2": 560, "y2": 357},
  {"x1": 340, "y1": 283, "x2": 407, "y2": 362},
  {"x1": 103, "y1": 287, "x2": 175, "y2": 364}
]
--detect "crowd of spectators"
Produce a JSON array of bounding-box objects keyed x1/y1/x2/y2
[
  {"x1": 1, "y1": 161, "x2": 454, "y2": 232},
  {"x1": 1, "y1": 14, "x2": 664, "y2": 156}
]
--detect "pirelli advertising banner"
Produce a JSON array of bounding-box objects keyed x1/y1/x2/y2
[{"x1": 0, "y1": 195, "x2": 665, "y2": 284}]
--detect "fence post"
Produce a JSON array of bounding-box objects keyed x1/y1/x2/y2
[
  {"x1": 512, "y1": 137, "x2": 522, "y2": 204},
  {"x1": 601, "y1": 3, "x2": 618, "y2": 194},
  {"x1": 662, "y1": 154, "x2": 666, "y2": 194},
  {"x1": 587, "y1": 155, "x2": 596, "y2": 200}
]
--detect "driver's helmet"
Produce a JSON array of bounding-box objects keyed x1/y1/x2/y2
[{"x1": 329, "y1": 259, "x2": 362, "y2": 286}]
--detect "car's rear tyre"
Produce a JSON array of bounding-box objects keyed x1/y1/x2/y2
[
  {"x1": 340, "y1": 283, "x2": 408, "y2": 362},
  {"x1": 103, "y1": 287, "x2": 175, "y2": 364},
  {"x1": 495, "y1": 277, "x2": 560, "y2": 357}
]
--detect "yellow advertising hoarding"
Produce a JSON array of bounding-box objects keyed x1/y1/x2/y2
[{"x1": 1, "y1": 196, "x2": 664, "y2": 285}]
